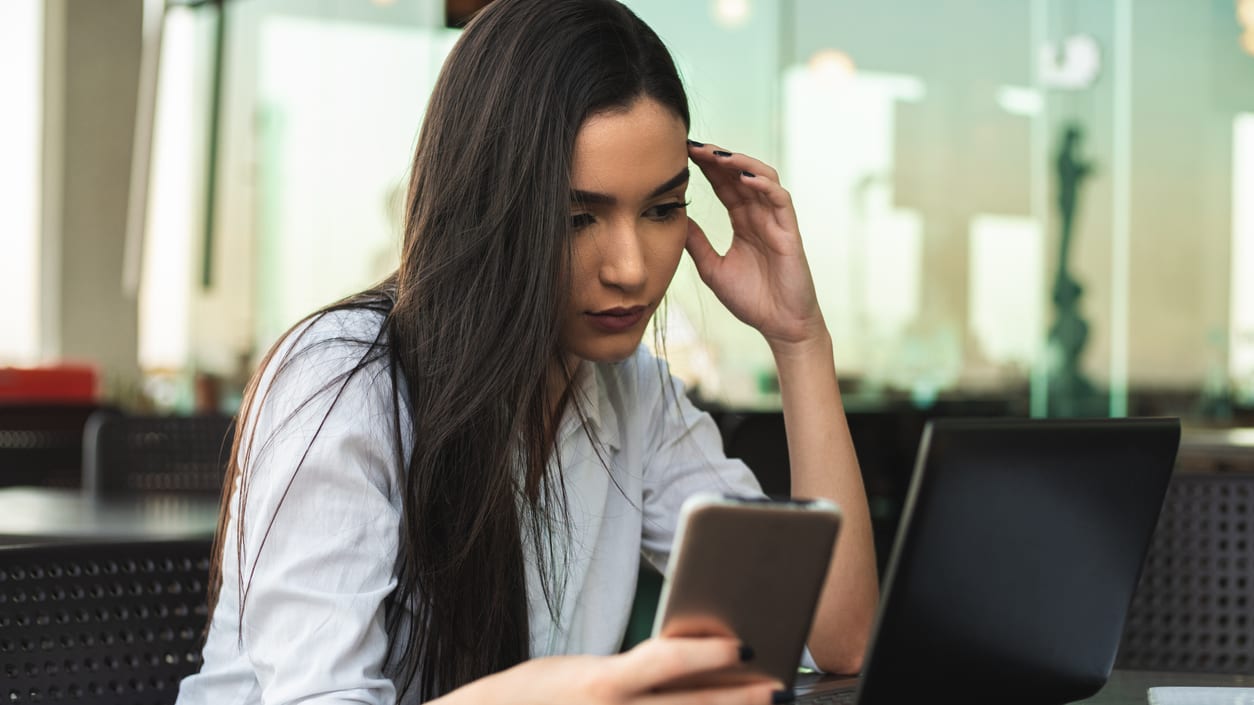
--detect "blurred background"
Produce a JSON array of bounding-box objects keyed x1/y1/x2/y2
[
  {"x1": 3, "y1": 3, "x2": 1254, "y2": 681},
  {"x1": 2, "y1": 1, "x2": 1254, "y2": 682},
  {"x1": 2, "y1": 0, "x2": 1253, "y2": 423}
]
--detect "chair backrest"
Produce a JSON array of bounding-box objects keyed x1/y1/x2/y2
[
  {"x1": 720, "y1": 410, "x2": 927, "y2": 575},
  {"x1": 83, "y1": 412, "x2": 235, "y2": 495},
  {"x1": 0, "y1": 539, "x2": 211, "y2": 704},
  {"x1": 0, "y1": 404, "x2": 108, "y2": 488},
  {"x1": 720, "y1": 411, "x2": 791, "y2": 497},
  {"x1": 1116, "y1": 472, "x2": 1254, "y2": 674}
]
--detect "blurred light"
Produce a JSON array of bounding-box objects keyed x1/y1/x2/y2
[
  {"x1": 0, "y1": 0, "x2": 42, "y2": 364},
  {"x1": 1038, "y1": 34, "x2": 1102, "y2": 89},
  {"x1": 1240, "y1": 0, "x2": 1254, "y2": 28},
  {"x1": 712, "y1": 0, "x2": 751, "y2": 30},
  {"x1": 808, "y1": 49, "x2": 856, "y2": 86},
  {"x1": 1244, "y1": 28, "x2": 1254, "y2": 56},
  {"x1": 371, "y1": 0, "x2": 396, "y2": 6},
  {"x1": 139, "y1": 9, "x2": 196, "y2": 371},
  {"x1": 969, "y1": 215, "x2": 1045, "y2": 369},
  {"x1": 890, "y1": 75, "x2": 926, "y2": 103},
  {"x1": 996, "y1": 85, "x2": 1043, "y2": 116},
  {"x1": 1228, "y1": 114, "x2": 1254, "y2": 382}
]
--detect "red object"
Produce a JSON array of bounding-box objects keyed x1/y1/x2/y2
[{"x1": 0, "y1": 365, "x2": 98, "y2": 403}]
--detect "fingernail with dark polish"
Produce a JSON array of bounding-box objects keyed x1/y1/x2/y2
[
  {"x1": 713, "y1": 150, "x2": 733, "y2": 157},
  {"x1": 738, "y1": 644, "x2": 755, "y2": 662},
  {"x1": 741, "y1": 170, "x2": 756, "y2": 178},
  {"x1": 772, "y1": 690, "x2": 796, "y2": 704},
  {"x1": 687, "y1": 139, "x2": 705, "y2": 147}
]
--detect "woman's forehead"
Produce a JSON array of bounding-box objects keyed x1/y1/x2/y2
[{"x1": 571, "y1": 98, "x2": 689, "y2": 201}]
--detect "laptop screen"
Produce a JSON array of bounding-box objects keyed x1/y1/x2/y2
[{"x1": 854, "y1": 417, "x2": 1180, "y2": 705}]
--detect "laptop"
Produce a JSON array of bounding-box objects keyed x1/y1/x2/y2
[{"x1": 793, "y1": 417, "x2": 1181, "y2": 705}]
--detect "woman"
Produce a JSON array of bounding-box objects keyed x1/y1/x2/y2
[{"x1": 176, "y1": 0, "x2": 877, "y2": 703}]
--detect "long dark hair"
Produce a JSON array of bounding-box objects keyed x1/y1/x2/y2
[{"x1": 207, "y1": 0, "x2": 691, "y2": 700}]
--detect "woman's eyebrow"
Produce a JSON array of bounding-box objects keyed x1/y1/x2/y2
[{"x1": 571, "y1": 167, "x2": 690, "y2": 205}]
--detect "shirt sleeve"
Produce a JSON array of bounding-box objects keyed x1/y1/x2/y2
[
  {"x1": 232, "y1": 314, "x2": 406, "y2": 704},
  {"x1": 633, "y1": 349, "x2": 764, "y2": 571}
]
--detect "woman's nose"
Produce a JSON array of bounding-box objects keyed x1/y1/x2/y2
[{"x1": 598, "y1": 222, "x2": 647, "y2": 291}]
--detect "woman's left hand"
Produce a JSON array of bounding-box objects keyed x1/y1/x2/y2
[
  {"x1": 685, "y1": 142, "x2": 826, "y2": 351},
  {"x1": 687, "y1": 146, "x2": 880, "y2": 674}
]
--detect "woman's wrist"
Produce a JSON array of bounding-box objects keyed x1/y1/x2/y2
[{"x1": 766, "y1": 322, "x2": 833, "y2": 368}]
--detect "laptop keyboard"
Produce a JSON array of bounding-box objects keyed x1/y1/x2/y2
[{"x1": 795, "y1": 688, "x2": 858, "y2": 704}]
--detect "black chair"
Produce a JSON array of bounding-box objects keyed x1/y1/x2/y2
[
  {"x1": 0, "y1": 404, "x2": 109, "y2": 488},
  {"x1": 720, "y1": 411, "x2": 791, "y2": 497},
  {"x1": 1117, "y1": 472, "x2": 1254, "y2": 674},
  {"x1": 0, "y1": 539, "x2": 211, "y2": 704},
  {"x1": 720, "y1": 409, "x2": 930, "y2": 574},
  {"x1": 82, "y1": 412, "x2": 235, "y2": 495}
]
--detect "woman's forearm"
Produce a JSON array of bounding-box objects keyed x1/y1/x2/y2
[{"x1": 771, "y1": 329, "x2": 879, "y2": 675}]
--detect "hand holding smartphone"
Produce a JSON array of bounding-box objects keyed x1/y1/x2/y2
[{"x1": 651, "y1": 493, "x2": 842, "y2": 691}]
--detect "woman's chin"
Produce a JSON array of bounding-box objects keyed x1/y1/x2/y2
[{"x1": 566, "y1": 338, "x2": 645, "y2": 365}]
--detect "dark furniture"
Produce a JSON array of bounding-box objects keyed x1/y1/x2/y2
[
  {"x1": 82, "y1": 412, "x2": 235, "y2": 495},
  {"x1": 720, "y1": 411, "x2": 792, "y2": 497},
  {"x1": 0, "y1": 539, "x2": 212, "y2": 704},
  {"x1": 718, "y1": 409, "x2": 938, "y2": 571},
  {"x1": 0, "y1": 403, "x2": 108, "y2": 488},
  {"x1": 1117, "y1": 471, "x2": 1254, "y2": 674}
]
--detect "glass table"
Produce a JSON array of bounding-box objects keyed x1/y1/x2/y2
[{"x1": 0, "y1": 486, "x2": 220, "y2": 544}]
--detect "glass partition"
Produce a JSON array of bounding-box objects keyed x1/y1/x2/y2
[{"x1": 133, "y1": 0, "x2": 1254, "y2": 422}]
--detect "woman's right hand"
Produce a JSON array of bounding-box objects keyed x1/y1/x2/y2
[{"x1": 430, "y1": 637, "x2": 787, "y2": 705}]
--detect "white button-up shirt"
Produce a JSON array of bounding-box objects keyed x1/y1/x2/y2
[{"x1": 176, "y1": 309, "x2": 764, "y2": 704}]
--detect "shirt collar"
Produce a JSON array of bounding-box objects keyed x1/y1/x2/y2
[{"x1": 560, "y1": 361, "x2": 620, "y2": 451}]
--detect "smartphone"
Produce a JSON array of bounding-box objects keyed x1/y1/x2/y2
[{"x1": 651, "y1": 492, "x2": 843, "y2": 690}]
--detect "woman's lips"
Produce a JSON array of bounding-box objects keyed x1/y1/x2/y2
[{"x1": 585, "y1": 305, "x2": 647, "y2": 333}]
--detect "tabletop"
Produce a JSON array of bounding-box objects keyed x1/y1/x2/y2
[
  {"x1": 0, "y1": 486, "x2": 220, "y2": 544},
  {"x1": 1075, "y1": 670, "x2": 1253, "y2": 704},
  {"x1": 799, "y1": 670, "x2": 1252, "y2": 704}
]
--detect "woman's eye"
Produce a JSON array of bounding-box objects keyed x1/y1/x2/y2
[
  {"x1": 645, "y1": 201, "x2": 689, "y2": 222},
  {"x1": 571, "y1": 213, "x2": 596, "y2": 230}
]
